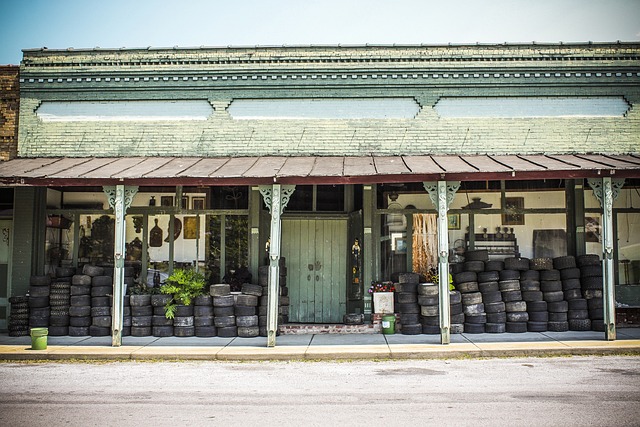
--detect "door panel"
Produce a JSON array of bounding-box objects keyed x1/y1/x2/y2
[{"x1": 282, "y1": 218, "x2": 346, "y2": 323}]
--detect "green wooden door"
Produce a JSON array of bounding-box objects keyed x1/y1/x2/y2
[{"x1": 282, "y1": 218, "x2": 347, "y2": 323}]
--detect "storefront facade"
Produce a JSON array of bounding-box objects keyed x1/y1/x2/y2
[{"x1": 0, "y1": 43, "x2": 639, "y2": 345}]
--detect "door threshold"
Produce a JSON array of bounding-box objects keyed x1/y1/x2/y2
[{"x1": 279, "y1": 323, "x2": 380, "y2": 335}]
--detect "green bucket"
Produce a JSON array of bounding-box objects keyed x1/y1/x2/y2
[
  {"x1": 30, "y1": 327, "x2": 48, "y2": 350},
  {"x1": 381, "y1": 315, "x2": 395, "y2": 335}
]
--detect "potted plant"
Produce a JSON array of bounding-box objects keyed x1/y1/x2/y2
[
  {"x1": 369, "y1": 281, "x2": 395, "y2": 314},
  {"x1": 159, "y1": 269, "x2": 206, "y2": 319}
]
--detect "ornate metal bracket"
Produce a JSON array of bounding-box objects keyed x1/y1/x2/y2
[
  {"x1": 258, "y1": 185, "x2": 296, "y2": 215},
  {"x1": 587, "y1": 178, "x2": 624, "y2": 208},
  {"x1": 423, "y1": 181, "x2": 460, "y2": 209},
  {"x1": 103, "y1": 185, "x2": 139, "y2": 212}
]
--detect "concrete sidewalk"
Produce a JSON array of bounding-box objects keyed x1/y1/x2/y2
[{"x1": 1, "y1": 328, "x2": 639, "y2": 361}]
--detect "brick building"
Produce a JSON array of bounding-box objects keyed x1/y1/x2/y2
[{"x1": 0, "y1": 44, "x2": 639, "y2": 345}]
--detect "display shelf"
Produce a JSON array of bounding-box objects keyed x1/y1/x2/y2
[{"x1": 465, "y1": 233, "x2": 519, "y2": 257}]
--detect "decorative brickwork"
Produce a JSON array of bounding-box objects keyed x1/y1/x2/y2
[{"x1": 0, "y1": 66, "x2": 19, "y2": 161}]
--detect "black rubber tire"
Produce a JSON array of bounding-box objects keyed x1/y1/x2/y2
[
  {"x1": 194, "y1": 316, "x2": 214, "y2": 327},
  {"x1": 484, "y1": 260, "x2": 504, "y2": 272},
  {"x1": 587, "y1": 309, "x2": 604, "y2": 320},
  {"x1": 30, "y1": 275, "x2": 51, "y2": 286},
  {"x1": 395, "y1": 282, "x2": 417, "y2": 293},
  {"x1": 396, "y1": 303, "x2": 420, "y2": 314},
  {"x1": 449, "y1": 303, "x2": 463, "y2": 316},
  {"x1": 549, "y1": 312, "x2": 568, "y2": 322},
  {"x1": 591, "y1": 320, "x2": 606, "y2": 332},
  {"x1": 92, "y1": 315, "x2": 112, "y2": 328},
  {"x1": 562, "y1": 278, "x2": 582, "y2": 291},
  {"x1": 91, "y1": 276, "x2": 112, "y2": 287},
  {"x1": 210, "y1": 284, "x2": 231, "y2": 297},
  {"x1": 70, "y1": 285, "x2": 91, "y2": 296},
  {"x1": 580, "y1": 265, "x2": 603, "y2": 279},
  {"x1": 455, "y1": 281, "x2": 479, "y2": 293},
  {"x1": 450, "y1": 263, "x2": 464, "y2": 274},
  {"x1": 560, "y1": 268, "x2": 581, "y2": 280},
  {"x1": 540, "y1": 270, "x2": 561, "y2": 281},
  {"x1": 451, "y1": 313, "x2": 465, "y2": 324},
  {"x1": 519, "y1": 280, "x2": 540, "y2": 292},
  {"x1": 462, "y1": 292, "x2": 483, "y2": 305},
  {"x1": 398, "y1": 273, "x2": 419, "y2": 284},
  {"x1": 583, "y1": 289, "x2": 603, "y2": 300},
  {"x1": 581, "y1": 276, "x2": 603, "y2": 290},
  {"x1": 484, "y1": 301, "x2": 506, "y2": 314},
  {"x1": 463, "y1": 303, "x2": 484, "y2": 316},
  {"x1": 28, "y1": 296, "x2": 49, "y2": 308},
  {"x1": 449, "y1": 291, "x2": 462, "y2": 305},
  {"x1": 237, "y1": 326, "x2": 260, "y2": 338},
  {"x1": 400, "y1": 313, "x2": 420, "y2": 325},
  {"x1": 214, "y1": 306, "x2": 235, "y2": 317},
  {"x1": 528, "y1": 311, "x2": 549, "y2": 322},
  {"x1": 543, "y1": 291, "x2": 564, "y2": 303},
  {"x1": 501, "y1": 290, "x2": 522, "y2": 302},
  {"x1": 91, "y1": 306, "x2": 111, "y2": 317},
  {"x1": 417, "y1": 283, "x2": 439, "y2": 296},
  {"x1": 89, "y1": 325, "x2": 110, "y2": 336},
  {"x1": 173, "y1": 316, "x2": 194, "y2": 327},
  {"x1": 56, "y1": 266, "x2": 76, "y2": 278},
  {"x1": 507, "y1": 311, "x2": 529, "y2": 322},
  {"x1": 547, "y1": 321, "x2": 569, "y2": 332},
  {"x1": 69, "y1": 306, "x2": 91, "y2": 317},
  {"x1": 28, "y1": 286, "x2": 50, "y2": 297},
  {"x1": 152, "y1": 315, "x2": 173, "y2": 326},
  {"x1": 486, "y1": 311, "x2": 507, "y2": 323},
  {"x1": 421, "y1": 315, "x2": 439, "y2": 326},
  {"x1": 450, "y1": 323, "x2": 465, "y2": 334},
  {"x1": 465, "y1": 250, "x2": 489, "y2": 262},
  {"x1": 569, "y1": 319, "x2": 592, "y2": 331},
  {"x1": 82, "y1": 265, "x2": 105, "y2": 277},
  {"x1": 91, "y1": 286, "x2": 112, "y2": 297},
  {"x1": 478, "y1": 282, "x2": 499, "y2": 293},
  {"x1": 194, "y1": 295, "x2": 213, "y2": 306},
  {"x1": 521, "y1": 291, "x2": 543, "y2": 302},
  {"x1": 152, "y1": 325, "x2": 174, "y2": 337},
  {"x1": 123, "y1": 316, "x2": 132, "y2": 327},
  {"x1": 68, "y1": 326, "x2": 90, "y2": 336},
  {"x1": 72, "y1": 275, "x2": 92, "y2": 286},
  {"x1": 527, "y1": 321, "x2": 548, "y2": 332},
  {"x1": 151, "y1": 294, "x2": 172, "y2": 307},
  {"x1": 217, "y1": 326, "x2": 238, "y2": 337},
  {"x1": 485, "y1": 322, "x2": 506, "y2": 333},
  {"x1": 499, "y1": 270, "x2": 520, "y2": 281},
  {"x1": 526, "y1": 300, "x2": 548, "y2": 312},
  {"x1": 236, "y1": 315, "x2": 259, "y2": 327},
  {"x1": 421, "y1": 305, "x2": 439, "y2": 317},
  {"x1": 568, "y1": 298, "x2": 588, "y2": 310},
  {"x1": 69, "y1": 316, "x2": 92, "y2": 327},
  {"x1": 153, "y1": 306, "x2": 166, "y2": 316},
  {"x1": 422, "y1": 324, "x2": 440, "y2": 335},
  {"x1": 241, "y1": 283, "x2": 263, "y2": 297},
  {"x1": 540, "y1": 281, "x2": 562, "y2": 293},
  {"x1": 554, "y1": 256, "x2": 577, "y2": 270},
  {"x1": 418, "y1": 295, "x2": 438, "y2": 306},
  {"x1": 235, "y1": 306, "x2": 256, "y2": 316},
  {"x1": 499, "y1": 280, "x2": 520, "y2": 292},
  {"x1": 396, "y1": 292, "x2": 418, "y2": 304},
  {"x1": 174, "y1": 305, "x2": 194, "y2": 317},
  {"x1": 505, "y1": 301, "x2": 527, "y2": 312},
  {"x1": 477, "y1": 271, "x2": 500, "y2": 283},
  {"x1": 547, "y1": 300, "x2": 568, "y2": 312},
  {"x1": 563, "y1": 289, "x2": 583, "y2": 300},
  {"x1": 529, "y1": 258, "x2": 553, "y2": 271},
  {"x1": 504, "y1": 257, "x2": 530, "y2": 271},
  {"x1": 91, "y1": 296, "x2": 111, "y2": 307},
  {"x1": 577, "y1": 254, "x2": 600, "y2": 267},
  {"x1": 465, "y1": 314, "x2": 487, "y2": 324},
  {"x1": 48, "y1": 326, "x2": 69, "y2": 336},
  {"x1": 482, "y1": 291, "x2": 502, "y2": 304},
  {"x1": 505, "y1": 321, "x2": 528, "y2": 333},
  {"x1": 131, "y1": 316, "x2": 152, "y2": 327},
  {"x1": 49, "y1": 315, "x2": 70, "y2": 326},
  {"x1": 195, "y1": 326, "x2": 217, "y2": 337},
  {"x1": 454, "y1": 271, "x2": 477, "y2": 284},
  {"x1": 463, "y1": 260, "x2": 485, "y2": 272},
  {"x1": 588, "y1": 298, "x2": 604, "y2": 310},
  {"x1": 130, "y1": 326, "x2": 152, "y2": 336},
  {"x1": 194, "y1": 305, "x2": 214, "y2": 317},
  {"x1": 173, "y1": 326, "x2": 195, "y2": 337},
  {"x1": 399, "y1": 323, "x2": 421, "y2": 335},
  {"x1": 463, "y1": 323, "x2": 485, "y2": 333},
  {"x1": 213, "y1": 295, "x2": 235, "y2": 307},
  {"x1": 214, "y1": 315, "x2": 236, "y2": 327},
  {"x1": 129, "y1": 295, "x2": 151, "y2": 306},
  {"x1": 568, "y1": 310, "x2": 589, "y2": 320},
  {"x1": 520, "y1": 270, "x2": 540, "y2": 281}
]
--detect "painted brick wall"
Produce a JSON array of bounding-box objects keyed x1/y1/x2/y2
[
  {"x1": 0, "y1": 66, "x2": 19, "y2": 160},
  {"x1": 16, "y1": 44, "x2": 640, "y2": 158}
]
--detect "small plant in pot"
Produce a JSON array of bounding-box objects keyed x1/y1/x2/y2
[{"x1": 159, "y1": 269, "x2": 206, "y2": 319}]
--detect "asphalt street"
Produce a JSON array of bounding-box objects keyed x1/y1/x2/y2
[{"x1": 1, "y1": 356, "x2": 638, "y2": 426}]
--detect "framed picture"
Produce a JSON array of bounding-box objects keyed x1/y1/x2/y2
[
  {"x1": 183, "y1": 216, "x2": 200, "y2": 239},
  {"x1": 585, "y1": 216, "x2": 601, "y2": 243},
  {"x1": 160, "y1": 196, "x2": 174, "y2": 207},
  {"x1": 181, "y1": 196, "x2": 189, "y2": 209},
  {"x1": 192, "y1": 197, "x2": 205, "y2": 210},
  {"x1": 448, "y1": 213, "x2": 461, "y2": 230},
  {"x1": 502, "y1": 197, "x2": 525, "y2": 226},
  {"x1": 394, "y1": 237, "x2": 407, "y2": 253}
]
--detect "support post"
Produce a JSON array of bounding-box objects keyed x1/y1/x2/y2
[
  {"x1": 259, "y1": 184, "x2": 295, "y2": 347},
  {"x1": 104, "y1": 185, "x2": 138, "y2": 347},
  {"x1": 587, "y1": 177, "x2": 624, "y2": 341},
  {"x1": 424, "y1": 181, "x2": 460, "y2": 344}
]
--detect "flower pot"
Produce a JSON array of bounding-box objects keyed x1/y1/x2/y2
[{"x1": 373, "y1": 292, "x2": 394, "y2": 314}]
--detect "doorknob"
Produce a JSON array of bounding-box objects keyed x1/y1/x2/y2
[
  {"x1": 315, "y1": 260, "x2": 321, "y2": 270},
  {"x1": 307, "y1": 274, "x2": 311, "y2": 281},
  {"x1": 316, "y1": 275, "x2": 320, "y2": 281}
]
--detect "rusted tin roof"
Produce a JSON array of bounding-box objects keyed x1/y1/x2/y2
[{"x1": 0, "y1": 154, "x2": 638, "y2": 186}]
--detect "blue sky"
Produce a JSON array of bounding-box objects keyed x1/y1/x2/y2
[{"x1": 1, "y1": 0, "x2": 639, "y2": 65}]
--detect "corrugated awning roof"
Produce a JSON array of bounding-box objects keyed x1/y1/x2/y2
[{"x1": 0, "y1": 154, "x2": 639, "y2": 187}]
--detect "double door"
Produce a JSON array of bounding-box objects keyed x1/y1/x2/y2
[{"x1": 282, "y1": 218, "x2": 347, "y2": 323}]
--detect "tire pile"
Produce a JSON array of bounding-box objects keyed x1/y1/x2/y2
[
  {"x1": 8, "y1": 296, "x2": 29, "y2": 336},
  {"x1": 417, "y1": 283, "x2": 464, "y2": 334},
  {"x1": 450, "y1": 252, "x2": 607, "y2": 333},
  {"x1": 257, "y1": 260, "x2": 289, "y2": 337},
  {"x1": 48, "y1": 267, "x2": 74, "y2": 336},
  {"x1": 395, "y1": 273, "x2": 421, "y2": 335},
  {"x1": 28, "y1": 275, "x2": 51, "y2": 330}
]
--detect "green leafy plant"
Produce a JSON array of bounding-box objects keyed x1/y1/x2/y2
[{"x1": 159, "y1": 269, "x2": 206, "y2": 319}]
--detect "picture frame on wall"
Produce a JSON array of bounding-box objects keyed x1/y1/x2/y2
[
  {"x1": 181, "y1": 196, "x2": 189, "y2": 209},
  {"x1": 160, "y1": 196, "x2": 174, "y2": 207},
  {"x1": 448, "y1": 213, "x2": 461, "y2": 230},
  {"x1": 585, "y1": 216, "x2": 601, "y2": 243},
  {"x1": 502, "y1": 197, "x2": 525, "y2": 225},
  {"x1": 191, "y1": 197, "x2": 205, "y2": 210},
  {"x1": 183, "y1": 216, "x2": 199, "y2": 239}
]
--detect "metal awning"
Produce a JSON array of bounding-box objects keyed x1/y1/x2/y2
[{"x1": 0, "y1": 154, "x2": 639, "y2": 186}]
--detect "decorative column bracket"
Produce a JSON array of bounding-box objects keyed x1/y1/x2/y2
[
  {"x1": 587, "y1": 178, "x2": 624, "y2": 341},
  {"x1": 103, "y1": 185, "x2": 138, "y2": 347},
  {"x1": 424, "y1": 181, "x2": 460, "y2": 345},
  {"x1": 259, "y1": 184, "x2": 295, "y2": 347}
]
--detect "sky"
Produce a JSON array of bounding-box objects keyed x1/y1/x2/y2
[{"x1": 1, "y1": 0, "x2": 639, "y2": 65}]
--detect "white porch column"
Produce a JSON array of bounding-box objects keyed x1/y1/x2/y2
[
  {"x1": 259, "y1": 184, "x2": 295, "y2": 347},
  {"x1": 424, "y1": 181, "x2": 460, "y2": 344},
  {"x1": 103, "y1": 185, "x2": 138, "y2": 347},
  {"x1": 587, "y1": 177, "x2": 624, "y2": 341}
]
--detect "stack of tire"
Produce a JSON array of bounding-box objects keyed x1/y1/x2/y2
[
  {"x1": 236, "y1": 284, "x2": 260, "y2": 338},
  {"x1": 211, "y1": 284, "x2": 237, "y2": 337},
  {"x1": 194, "y1": 294, "x2": 216, "y2": 337},
  {"x1": 8, "y1": 296, "x2": 29, "y2": 337},
  {"x1": 69, "y1": 270, "x2": 91, "y2": 336},
  {"x1": 396, "y1": 273, "x2": 421, "y2": 335},
  {"x1": 48, "y1": 267, "x2": 74, "y2": 336},
  {"x1": 577, "y1": 254, "x2": 604, "y2": 332},
  {"x1": 257, "y1": 260, "x2": 289, "y2": 337},
  {"x1": 151, "y1": 294, "x2": 173, "y2": 337},
  {"x1": 501, "y1": 257, "x2": 530, "y2": 333},
  {"x1": 83, "y1": 265, "x2": 110, "y2": 337},
  {"x1": 524, "y1": 259, "x2": 549, "y2": 332},
  {"x1": 28, "y1": 275, "x2": 51, "y2": 330},
  {"x1": 172, "y1": 302, "x2": 195, "y2": 337},
  {"x1": 418, "y1": 283, "x2": 464, "y2": 335},
  {"x1": 478, "y1": 260, "x2": 506, "y2": 334},
  {"x1": 453, "y1": 251, "x2": 486, "y2": 334},
  {"x1": 130, "y1": 294, "x2": 152, "y2": 337},
  {"x1": 552, "y1": 256, "x2": 585, "y2": 331}
]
